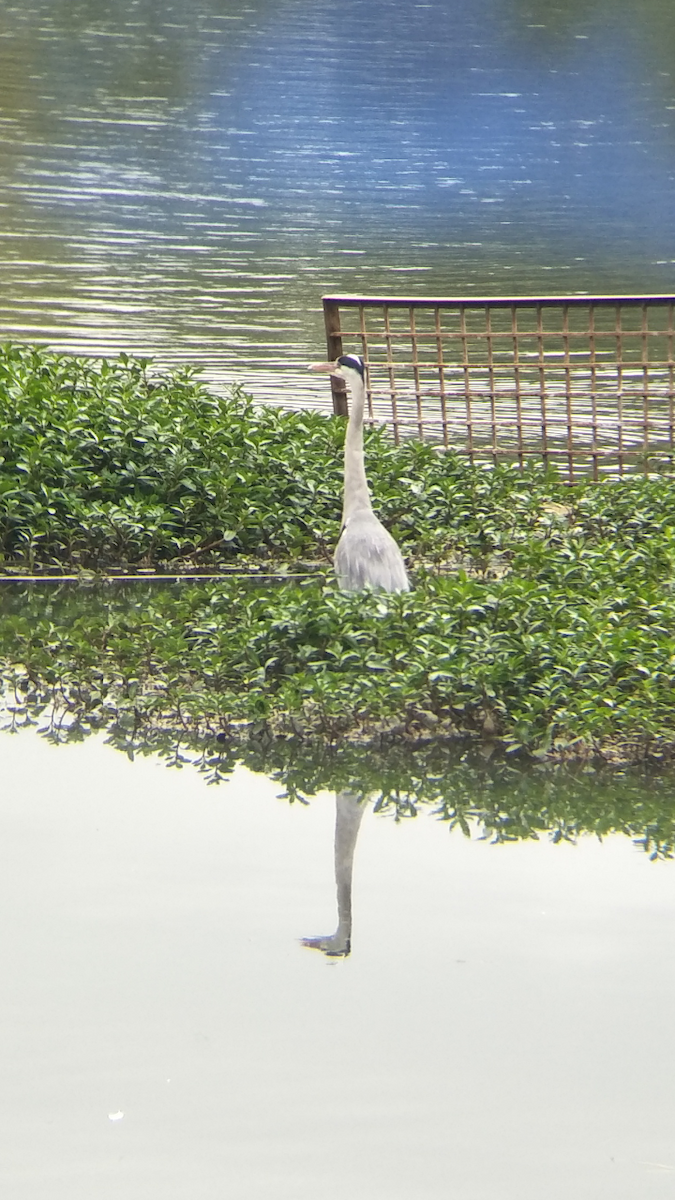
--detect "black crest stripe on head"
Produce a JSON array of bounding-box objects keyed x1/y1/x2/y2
[{"x1": 337, "y1": 354, "x2": 365, "y2": 376}]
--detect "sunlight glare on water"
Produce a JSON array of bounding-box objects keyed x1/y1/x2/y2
[{"x1": 0, "y1": 0, "x2": 674, "y2": 406}]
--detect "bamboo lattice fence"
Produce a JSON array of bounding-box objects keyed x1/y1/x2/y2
[{"x1": 322, "y1": 294, "x2": 675, "y2": 482}]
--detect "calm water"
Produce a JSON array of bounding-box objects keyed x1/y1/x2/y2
[
  {"x1": 1, "y1": 0, "x2": 675, "y2": 406},
  {"x1": 2, "y1": 729, "x2": 675, "y2": 1199}
]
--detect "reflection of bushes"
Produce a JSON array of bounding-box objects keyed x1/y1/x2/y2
[
  {"x1": 6, "y1": 713, "x2": 675, "y2": 860},
  {"x1": 242, "y1": 738, "x2": 675, "y2": 861}
]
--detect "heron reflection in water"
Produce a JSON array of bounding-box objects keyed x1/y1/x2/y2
[
  {"x1": 309, "y1": 354, "x2": 410, "y2": 593},
  {"x1": 301, "y1": 791, "x2": 368, "y2": 958}
]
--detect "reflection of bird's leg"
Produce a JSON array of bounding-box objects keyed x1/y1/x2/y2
[{"x1": 302, "y1": 790, "x2": 367, "y2": 957}]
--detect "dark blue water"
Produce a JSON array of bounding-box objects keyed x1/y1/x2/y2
[{"x1": 0, "y1": 0, "x2": 674, "y2": 402}]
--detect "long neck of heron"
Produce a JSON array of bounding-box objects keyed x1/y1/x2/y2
[{"x1": 342, "y1": 372, "x2": 372, "y2": 521}]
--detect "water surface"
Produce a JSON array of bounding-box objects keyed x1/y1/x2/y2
[
  {"x1": 0, "y1": 0, "x2": 674, "y2": 406},
  {"x1": 2, "y1": 729, "x2": 675, "y2": 1198}
]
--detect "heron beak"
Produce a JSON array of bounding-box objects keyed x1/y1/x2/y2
[{"x1": 309, "y1": 360, "x2": 340, "y2": 375}]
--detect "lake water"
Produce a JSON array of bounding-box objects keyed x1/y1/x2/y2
[
  {"x1": 0, "y1": 0, "x2": 674, "y2": 407},
  {"x1": 2, "y1": 729, "x2": 675, "y2": 1199}
]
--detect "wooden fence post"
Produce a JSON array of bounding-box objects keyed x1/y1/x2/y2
[{"x1": 323, "y1": 298, "x2": 348, "y2": 416}]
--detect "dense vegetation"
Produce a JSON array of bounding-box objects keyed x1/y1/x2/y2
[
  {"x1": 2, "y1": 344, "x2": 675, "y2": 766},
  {"x1": 0, "y1": 341, "x2": 591, "y2": 573}
]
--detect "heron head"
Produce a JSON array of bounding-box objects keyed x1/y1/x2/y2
[{"x1": 309, "y1": 353, "x2": 365, "y2": 381}]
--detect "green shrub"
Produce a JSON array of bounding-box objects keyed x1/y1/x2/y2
[{"x1": 4, "y1": 345, "x2": 675, "y2": 765}]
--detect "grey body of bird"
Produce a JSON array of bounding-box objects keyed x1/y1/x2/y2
[
  {"x1": 335, "y1": 505, "x2": 409, "y2": 592},
  {"x1": 310, "y1": 353, "x2": 410, "y2": 593}
]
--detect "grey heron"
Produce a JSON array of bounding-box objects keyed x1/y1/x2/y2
[{"x1": 310, "y1": 353, "x2": 410, "y2": 592}]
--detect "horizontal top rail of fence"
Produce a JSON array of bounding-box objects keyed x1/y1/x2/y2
[{"x1": 321, "y1": 294, "x2": 675, "y2": 482}]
